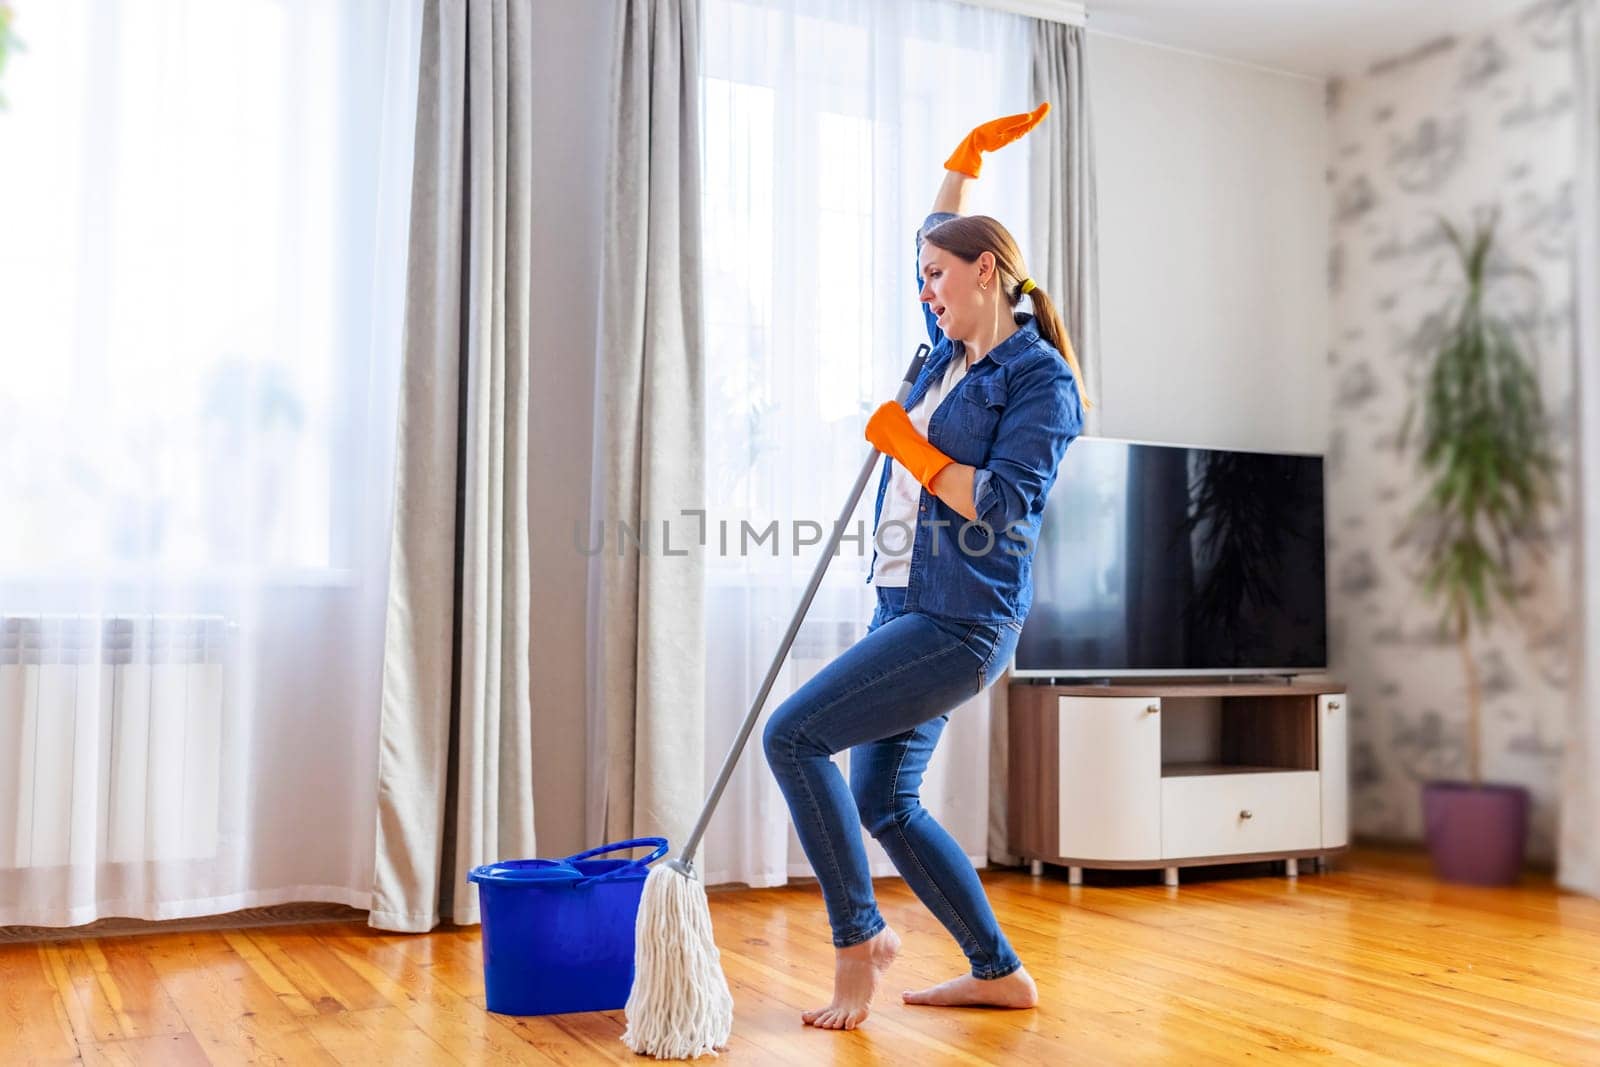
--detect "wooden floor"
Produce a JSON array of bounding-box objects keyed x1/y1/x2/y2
[{"x1": 5, "y1": 848, "x2": 1600, "y2": 1065}]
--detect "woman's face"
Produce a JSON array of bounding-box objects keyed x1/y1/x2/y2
[{"x1": 917, "y1": 244, "x2": 993, "y2": 342}]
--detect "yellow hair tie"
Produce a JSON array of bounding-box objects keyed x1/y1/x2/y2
[{"x1": 1020, "y1": 278, "x2": 1036, "y2": 295}]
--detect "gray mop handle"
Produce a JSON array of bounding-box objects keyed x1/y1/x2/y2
[{"x1": 676, "y1": 344, "x2": 930, "y2": 869}]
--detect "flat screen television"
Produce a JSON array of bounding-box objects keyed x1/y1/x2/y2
[{"x1": 1013, "y1": 437, "x2": 1328, "y2": 678}]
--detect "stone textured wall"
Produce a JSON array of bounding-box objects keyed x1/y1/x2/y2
[{"x1": 1326, "y1": 0, "x2": 1580, "y2": 860}]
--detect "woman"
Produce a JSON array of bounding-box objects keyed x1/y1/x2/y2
[{"x1": 761, "y1": 104, "x2": 1088, "y2": 1032}]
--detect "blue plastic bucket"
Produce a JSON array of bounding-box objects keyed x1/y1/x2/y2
[{"x1": 467, "y1": 837, "x2": 667, "y2": 1016}]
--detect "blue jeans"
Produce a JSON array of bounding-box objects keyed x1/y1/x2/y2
[{"x1": 760, "y1": 585, "x2": 1023, "y2": 979}]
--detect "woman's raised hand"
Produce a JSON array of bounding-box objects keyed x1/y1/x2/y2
[{"x1": 943, "y1": 102, "x2": 1051, "y2": 178}]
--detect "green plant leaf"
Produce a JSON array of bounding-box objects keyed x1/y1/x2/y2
[{"x1": 1396, "y1": 212, "x2": 1560, "y2": 751}]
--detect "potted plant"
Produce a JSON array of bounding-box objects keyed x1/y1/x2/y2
[{"x1": 1394, "y1": 211, "x2": 1561, "y2": 886}]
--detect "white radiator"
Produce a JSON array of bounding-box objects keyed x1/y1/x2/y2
[{"x1": 0, "y1": 615, "x2": 228, "y2": 869}]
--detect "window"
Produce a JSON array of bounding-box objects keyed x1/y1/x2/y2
[
  {"x1": 0, "y1": 2, "x2": 393, "y2": 580},
  {"x1": 699, "y1": 0, "x2": 1032, "y2": 577}
]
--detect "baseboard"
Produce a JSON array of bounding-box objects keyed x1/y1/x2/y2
[
  {"x1": 1346, "y1": 834, "x2": 1556, "y2": 875},
  {"x1": 0, "y1": 900, "x2": 369, "y2": 945}
]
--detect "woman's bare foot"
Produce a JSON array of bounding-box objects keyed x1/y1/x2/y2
[
  {"x1": 801, "y1": 925, "x2": 901, "y2": 1030},
  {"x1": 902, "y1": 965, "x2": 1038, "y2": 1009}
]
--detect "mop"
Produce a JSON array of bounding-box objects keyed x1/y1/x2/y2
[{"x1": 622, "y1": 345, "x2": 931, "y2": 1060}]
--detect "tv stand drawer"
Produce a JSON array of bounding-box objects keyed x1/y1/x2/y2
[{"x1": 1160, "y1": 771, "x2": 1320, "y2": 859}]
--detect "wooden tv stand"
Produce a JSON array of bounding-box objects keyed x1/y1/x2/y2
[{"x1": 1007, "y1": 680, "x2": 1349, "y2": 885}]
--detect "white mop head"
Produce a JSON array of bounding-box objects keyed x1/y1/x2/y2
[{"x1": 622, "y1": 862, "x2": 734, "y2": 1059}]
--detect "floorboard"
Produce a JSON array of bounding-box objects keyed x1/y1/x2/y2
[{"x1": 3, "y1": 848, "x2": 1598, "y2": 1065}]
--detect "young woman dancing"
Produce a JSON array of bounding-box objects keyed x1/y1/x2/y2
[{"x1": 761, "y1": 103, "x2": 1090, "y2": 1031}]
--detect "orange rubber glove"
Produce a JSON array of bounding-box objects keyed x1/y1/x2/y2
[
  {"x1": 943, "y1": 102, "x2": 1051, "y2": 178},
  {"x1": 866, "y1": 401, "x2": 953, "y2": 490}
]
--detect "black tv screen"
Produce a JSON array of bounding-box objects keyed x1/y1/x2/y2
[{"x1": 1014, "y1": 437, "x2": 1328, "y2": 677}]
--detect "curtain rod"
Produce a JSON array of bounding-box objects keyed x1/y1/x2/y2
[{"x1": 959, "y1": 0, "x2": 1087, "y2": 27}]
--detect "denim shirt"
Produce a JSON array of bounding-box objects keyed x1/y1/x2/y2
[{"x1": 866, "y1": 212, "x2": 1084, "y2": 624}]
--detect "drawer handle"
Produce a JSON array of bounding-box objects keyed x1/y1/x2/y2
[
  {"x1": 1146, "y1": 703, "x2": 1160, "y2": 714},
  {"x1": 1239, "y1": 810, "x2": 1253, "y2": 820},
  {"x1": 1327, "y1": 701, "x2": 1341, "y2": 711}
]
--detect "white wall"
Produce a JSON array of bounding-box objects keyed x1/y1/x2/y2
[
  {"x1": 528, "y1": 0, "x2": 615, "y2": 859},
  {"x1": 1088, "y1": 33, "x2": 1331, "y2": 454}
]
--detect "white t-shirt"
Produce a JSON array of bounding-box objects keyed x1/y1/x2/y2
[{"x1": 873, "y1": 353, "x2": 972, "y2": 588}]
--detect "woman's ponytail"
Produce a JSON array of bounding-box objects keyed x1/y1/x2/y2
[{"x1": 1020, "y1": 283, "x2": 1092, "y2": 411}]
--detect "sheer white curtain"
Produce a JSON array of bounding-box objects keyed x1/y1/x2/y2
[
  {"x1": 697, "y1": 0, "x2": 1031, "y2": 887},
  {"x1": 0, "y1": 0, "x2": 420, "y2": 925}
]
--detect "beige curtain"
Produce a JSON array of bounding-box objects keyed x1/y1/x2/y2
[
  {"x1": 588, "y1": 0, "x2": 708, "y2": 851},
  {"x1": 369, "y1": 0, "x2": 535, "y2": 932},
  {"x1": 990, "y1": 16, "x2": 1100, "y2": 867},
  {"x1": 1029, "y1": 18, "x2": 1100, "y2": 427}
]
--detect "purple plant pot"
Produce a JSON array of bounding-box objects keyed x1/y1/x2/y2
[{"x1": 1421, "y1": 780, "x2": 1529, "y2": 886}]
